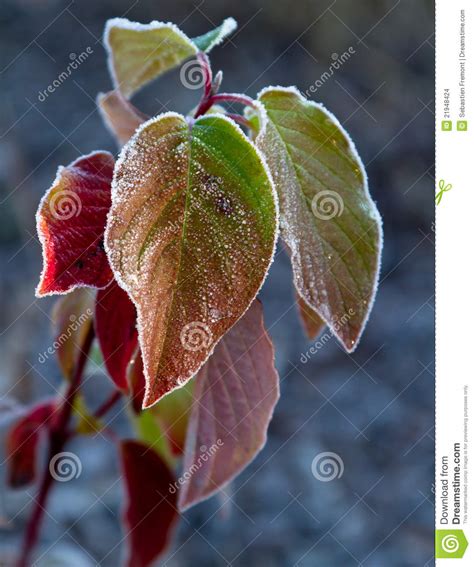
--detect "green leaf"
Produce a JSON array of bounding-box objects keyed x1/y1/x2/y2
[
  {"x1": 105, "y1": 112, "x2": 278, "y2": 408},
  {"x1": 104, "y1": 18, "x2": 237, "y2": 99},
  {"x1": 256, "y1": 86, "x2": 382, "y2": 351},
  {"x1": 192, "y1": 18, "x2": 237, "y2": 52},
  {"x1": 133, "y1": 410, "x2": 173, "y2": 467},
  {"x1": 151, "y1": 378, "x2": 194, "y2": 456},
  {"x1": 73, "y1": 395, "x2": 104, "y2": 436}
]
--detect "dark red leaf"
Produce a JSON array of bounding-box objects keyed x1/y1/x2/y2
[
  {"x1": 6, "y1": 399, "x2": 57, "y2": 488},
  {"x1": 127, "y1": 348, "x2": 146, "y2": 413},
  {"x1": 95, "y1": 280, "x2": 138, "y2": 391},
  {"x1": 120, "y1": 439, "x2": 179, "y2": 567},
  {"x1": 36, "y1": 151, "x2": 115, "y2": 296}
]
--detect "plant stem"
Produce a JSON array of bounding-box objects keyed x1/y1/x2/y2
[
  {"x1": 16, "y1": 325, "x2": 95, "y2": 567},
  {"x1": 194, "y1": 53, "x2": 214, "y2": 118},
  {"x1": 225, "y1": 113, "x2": 257, "y2": 133},
  {"x1": 94, "y1": 390, "x2": 122, "y2": 419},
  {"x1": 209, "y1": 93, "x2": 256, "y2": 108}
]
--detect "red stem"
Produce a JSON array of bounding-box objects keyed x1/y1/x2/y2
[
  {"x1": 209, "y1": 93, "x2": 256, "y2": 108},
  {"x1": 194, "y1": 53, "x2": 214, "y2": 118},
  {"x1": 225, "y1": 113, "x2": 256, "y2": 133},
  {"x1": 16, "y1": 325, "x2": 95, "y2": 567},
  {"x1": 94, "y1": 390, "x2": 122, "y2": 419}
]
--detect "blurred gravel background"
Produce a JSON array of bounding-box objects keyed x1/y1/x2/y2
[{"x1": 0, "y1": 0, "x2": 434, "y2": 565}]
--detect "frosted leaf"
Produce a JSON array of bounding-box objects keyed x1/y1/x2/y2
[
  {"x1": 192, "y1": 17, "x2": 237, "y2": 52},
  {"x1": 105, "y1": 112, "x2": 278, "y2": 408},
  {"x1": 256, "y1": 86, "x2": 383, "y2": 351},
  {"x1": 104, "y1": 17, "x2": 237, "y2": 99},
  {"x1": 36, "y1": 151, "x2": 115, "y2": 297},
  {"x1": 178, "y1": 299, "x2": 279, "y2": 511}
]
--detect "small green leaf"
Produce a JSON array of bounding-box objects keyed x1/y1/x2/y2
[
  {"x1": 105, "y1": 112, "x2": 278, "y2": 407},
  {"x1": 104, "y1": 18, "x2": 237, "y2": 99},
  {"x1": 256, "y1": 86, "x2": 382, "y2": 350},
  {"x1": 192, "y1": 17, "x2": 237, "y2": 52},
  {"x1": 133, "y1": 410, "x2": 173, "y2": 467},
  {"x1": 73, "y1": 395, "x2": 103, "y2": 436}
]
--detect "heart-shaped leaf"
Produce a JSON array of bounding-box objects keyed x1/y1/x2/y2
[
  {"x1": 105, "y1": 113, "x2": 278, "y2": 408},
  {"x1": 178, "y1": 299, "x2": 279, "y2": 511},
  {"x1": 95, "y1": 280, "x2": 138, "y2": 392},
  {"x1": 120, "y1": 439, "x2": 179, "y2": 567},
  {"x1": 97, "y1": 91, "x2": 146, "y2": 146},
  {"x1": 50, "y1": 288, "x2": 95, "y2": 380},
  {"x1": 6, "y1": 399, "x2": 56, "y2": 488},
  {"x1": 256, "y1": 87, "x2": 382, "y2": 350},
  {"x1": 36, "y1": 151, "x2": 115, "y2": 297},
  {"x1": 104, "y1": 18, "x2": 237, "y2": 99}
]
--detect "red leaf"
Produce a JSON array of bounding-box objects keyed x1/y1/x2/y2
[
  {"x1": 95, "y1": 280, "x2": 138, "y2": 391},
  {"x1": 127, "y1": 347, "x2": 146, "y2": 413},
  {"x1": 36, "y1": 151, "x2": 115, "y2": 296},
  {"x1": 6, "y1": 399, "x2": 57, "y2": 488},
  {"x1": 178, "y1": 299, "x2": 279, "y2": 511},
  {"x1": 120, "y1": 440, "x2": 179, "y2": 567}
]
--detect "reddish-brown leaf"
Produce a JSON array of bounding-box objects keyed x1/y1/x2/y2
[
  {"x1": 95, "y1": 280, "x2": 138, "y2": 392},
  {"x1": 178, "y1": 300, "x2": 279, "y2": 511},
  {"x1": 120, "y1": 439, "x2": 179, "y2": 567},
  {"x1": 97, "y1": 91, "x2": 146, "y2": 146},
  {"x1": 6, "y1": 399, "x2": 57, "y2": 488},
  {"x1": 296, "y1": 292, "x2": 325, "y2": 340},
  {"x1": 51, "y1": 288, "x2": 95, "y2": 380},
  {"x1": 127, "y1": 347, "x2": 146, "y2": 414},
  {"x1": 36, "y1": 151, "x2": 115, "y2": 297},
  {"x1": 105, "y1": 113, "x2": 278, "y2": 408}
]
